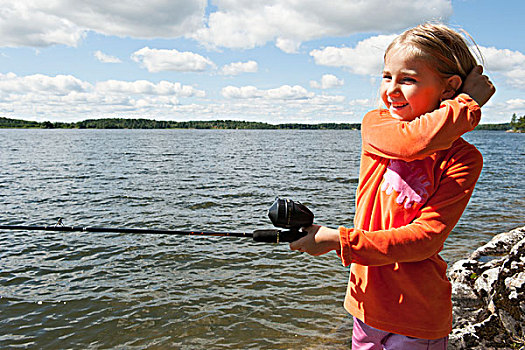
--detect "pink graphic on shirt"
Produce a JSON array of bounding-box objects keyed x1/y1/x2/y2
[{"x1": 381, "y1": 159, "x2": 431, "y2": 209}]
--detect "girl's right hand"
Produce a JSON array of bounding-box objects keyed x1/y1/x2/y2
[
  {"x1": 461, "y1": 65, "x2": 496, "y2": 107},
  {"x1": 289, "y1": 225, "x2": 341, "y2": 256}
]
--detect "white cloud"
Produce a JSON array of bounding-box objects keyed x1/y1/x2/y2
[
  {"x1": 0, "y1": 0, "x2": 452, "y2": 52},
  {"x1": 96, "y1": 80, "x2": 205, "y2": 98},
  {"x1": 54, "y1": 0, "x2": 205, "y2": 38},
  {"x1": 94, "y1": 50, "x2": 121, "y2": 63},
  {"x1": 0, "y1": 73, "x2": 358, "y2": 123},
  {"x1": 221, "y1": 61, "x2": 258, "y2": 75},
  {"x1": 502, "y1": 68, "x2": 525, "y2": 90},
  {"x1": 0, "y1": 72, "x2": 90, "y2": 95},
  {"x1": 0, "y1": 2, "x2": 84, "y2": 47},
  {"x1": 505, "y1": 98, "x2": 525, "y2": 110},
  {"x1": 131, "y1": 47, "x2": 215, "y2": 73},
  {"x1": 479, "y1": 46, "x2": 525, "y2": 89},
  {"x1": 0, "y1": 0, "x2": 206, "y2": 48},
  {"x1": 480, "y1": 46, "x2": 525, "y2": 72},
  {"x1": 310, "y1": 74, "x2": 344, "y2": 89},
  {"x1": 0, "y1": 72, "x2": 206, "y2": 120},
  {"x1": 349, "y1": 98, "x2": 373, "y2": 107},
  {"x1": 478, "y1": 98, "x2": 525, "y2": 124},
  {"x1": 222, "y1": 84, "x2": 314, "y2": 100},
  {"x1": 267, "y1": 85, "x2": 313, "y2": 100},
  {"x1": 192, "y1": 0, "x2": 451, "y2": 51},
  {"x1": 216, "y1": 88, "x2": 353, "y2": 123},
  {"x1": 310, "y1": 34, "x2": 396, "y2": 76},
  {"x1": 315, "y1": 95, "x2": 346, "y2": 104},
  {"x1": 221, "y1": 86, "x2": 261, "y2": 99},
  {"x1": 276, "y1": 38, "x2": 302, "y2": 54}
]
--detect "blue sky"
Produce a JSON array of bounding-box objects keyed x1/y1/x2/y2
[{"x1": 0, "y1": 0, "x2": 523, "y2": 124}]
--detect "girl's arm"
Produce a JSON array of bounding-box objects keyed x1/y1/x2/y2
[
  {"x1": 362, "y1": 66, "x2": 495, "y2": 161},
  {"x1": 338, "y1": 144, "x2": 483, "y2": 266},
  {"x1": 362, "y1": 94, "x2": 480, "y2": 161},
  {"x1": 291, "y1": 141, "x2": 482, "y2": 265}
]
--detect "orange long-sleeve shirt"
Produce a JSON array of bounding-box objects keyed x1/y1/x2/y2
[{"x1": 339, "y1": 94, "x2": 483, "y2": 339}]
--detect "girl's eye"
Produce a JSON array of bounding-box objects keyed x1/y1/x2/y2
[
  {"x1": 402, "y1": 77, "x2": 417, "y2": 83},
  {"x1": 382, "y1": 74, "x2": 392, "y2": 80}
]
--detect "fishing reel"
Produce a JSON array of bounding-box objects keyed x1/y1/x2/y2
[{"x1": 253, "y1": 197, "x2": 314, "y2": 243}]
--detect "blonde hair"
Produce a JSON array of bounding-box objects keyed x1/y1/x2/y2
[{"x1": 385, "y1": 23, "x2": 478, "y2": 81}]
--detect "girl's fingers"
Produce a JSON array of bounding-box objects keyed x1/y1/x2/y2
[
  {"x1": 475, "y1": 65, "x2": 483, "y2": 74},
  {"x1": 289, "y1": 236, "x2": 306, "y2": 250}
]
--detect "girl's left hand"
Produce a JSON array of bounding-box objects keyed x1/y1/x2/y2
[
  {"x1": 462, "y1": 65, "x2": 496, "y2": 107},
  {"x1": 289, "y1": 225, "x2": 341, "y2": 256}
]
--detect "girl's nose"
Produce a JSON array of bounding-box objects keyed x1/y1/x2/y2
[{"x1": 387, "y1": 82, "x2": 400, "y2": 96}]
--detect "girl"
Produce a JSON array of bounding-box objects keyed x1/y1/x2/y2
[{"x1": 290, "y1": 23, "x2": 495, "y2": 349}]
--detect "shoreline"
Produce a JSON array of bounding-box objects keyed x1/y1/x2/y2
[{"x1": 1, "y1": 116, "x2": 521, "y2": 131}]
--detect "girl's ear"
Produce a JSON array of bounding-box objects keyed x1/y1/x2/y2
[{"x1": 441, "y1": 75, "x2": 462, "y2": 100}]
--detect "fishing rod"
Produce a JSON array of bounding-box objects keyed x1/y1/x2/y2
[{"x1": 0, "y1": 198, "x2": 314, "y2": 243}]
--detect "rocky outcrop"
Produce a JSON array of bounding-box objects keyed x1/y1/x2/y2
[{"x1": 448, "y1": 226, "x2": 525, "y2": 349}]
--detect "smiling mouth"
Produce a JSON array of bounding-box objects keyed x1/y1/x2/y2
[{"x1": 390, "y1": 102, "x2": 408, "y2": 109}]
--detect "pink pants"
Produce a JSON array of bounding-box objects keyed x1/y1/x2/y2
[{"x1": 352, "y1": 317, "x2": 448, "y2": 350}]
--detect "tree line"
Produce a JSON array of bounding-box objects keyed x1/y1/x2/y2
[
  {"x1": 0, "y1": 117, "x2": 361, "y2": 130},
  {"x1": 0, "y1": 115, "x2": 523, "y2": 131}
]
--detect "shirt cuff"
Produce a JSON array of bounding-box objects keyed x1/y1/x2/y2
[
  {"x1": 456, "y1": 93, "x2": 481, "y2": 111},
  {"x1": 339, "y1": 226, "x2": 353, "y2": 266}
]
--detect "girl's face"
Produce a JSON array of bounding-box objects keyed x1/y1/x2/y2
[{"x1": 380, "y1": 48, "x2": 448, "y2": 121}]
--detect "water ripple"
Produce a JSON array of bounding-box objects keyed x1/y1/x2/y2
[{"x1": 0, "y1": 129, "x2": 522, "y2": 348}]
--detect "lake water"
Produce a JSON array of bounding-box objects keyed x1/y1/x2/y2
[{"x1": 0, "y1": 129, "x2": 523, "y2": 349}]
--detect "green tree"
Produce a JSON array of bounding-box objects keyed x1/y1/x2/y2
[{"x1": 510, "y1": 113, "x2": 524, "y2": 132}]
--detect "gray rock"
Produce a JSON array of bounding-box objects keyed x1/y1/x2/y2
[
  {"x1": 448, "y1": 226, "x2": 525, "y2": 350},
  {"x1": 474, "y1": 266, "x2": 500, "y2": 301},
  {"x1": 469, "y1": 226, "x2": 525, "y2": 261}
]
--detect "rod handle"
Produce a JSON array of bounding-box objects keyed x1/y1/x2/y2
[{"x1": 252, "y1": 229, "x2": 307, "y2": 243}]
